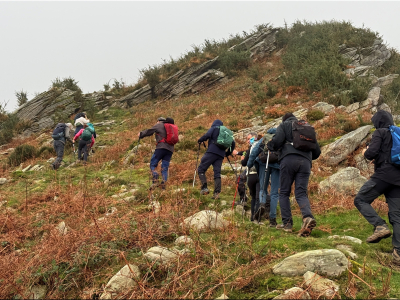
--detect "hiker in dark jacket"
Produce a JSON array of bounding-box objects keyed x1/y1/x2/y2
[
  {"x1": 267, "y1": 113, "x2": 321, "y2": 236},
  {"x1": 74, "y1": 112, "x2": 88, "y2": 135},
  {"x1": 354, "y1": 110, "x2": 400, "y2": 266},
  {"x1": 138, "y1": 117, "x2": 174, "y2": 190},
  {"x1": 51, "y1": 123, "x2": 74, "y2": 170},
  {"x1": 197, "y1": 119, "x2": 236, "y2": 199}
]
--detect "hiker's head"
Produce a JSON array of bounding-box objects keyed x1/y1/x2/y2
[
  {"x1": 211, "y1": 119, "x2": 223, "y2": 127},
  {"x1": 282, "y1": 112, "x2": 295, "y2": 122},
  {"x1": 66, "y1": 123, "x2": 73, "y2": 130},
  {"x1": 246, "y1": 132, "x2": 257, "y2": 145},
  {"x1": 371, "y1": 110, "x2": 393, "y2": 129},
  {"x1": 165, "y1": 117, "x2": 175, "y2": 124},
  {"x1": 157, "y1": 117, "x2": 166, "y2": 123}
]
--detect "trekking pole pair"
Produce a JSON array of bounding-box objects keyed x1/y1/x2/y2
[
  {"x1": 257, "y1": 150, "x2": 270, "y2": 225},
  {"x1": 193, "y1": 142, "x2": 206, "y2": 188}
]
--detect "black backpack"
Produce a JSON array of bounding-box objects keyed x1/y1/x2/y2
[
  {"x1": 52, "y1": 123, "x2": 66, "y2": 140},
  {"x1": 291, "y1": 120, "x2": 317, "y2": 151},
  {"x1": 258, "y1": 135, "x2": 279, "y2": 164}
]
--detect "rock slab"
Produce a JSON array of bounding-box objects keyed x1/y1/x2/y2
[
  {"x1": 100, "y1": 264, "x2": 140, "y2": 299},
  {"x1": 303, "y1": 271, "x2": 339, "y2": 297},
  {"x1": 328, "y1": 235, "x2": 362, "y2": 244},
  {"x1": 181, "y1": 210, "x2": 229, "y2": 231},
  {"x1": 319, "y1": 167, "x2": 367, "y2": 194}
]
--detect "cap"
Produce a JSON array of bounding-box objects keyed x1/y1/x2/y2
[{"x1": 157, "y1": 117, "x2": 166, "y2": 122}]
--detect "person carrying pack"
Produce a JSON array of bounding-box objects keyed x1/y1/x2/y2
[
  {"x1": 73, "y1": 124, "x2": 95, "y2": 164},
  {"x1": 354, "y1": 110, "x2": 400, "y2": 266},
  {"x1": 51, "y1": 123, "x2": 74, "y2": 170},
  {"x1": 267, "y1": 112, "x2": 321, "y2": 237},
  {"x1": 74, "y1": 112, "x2": 88, "y2": 135},
  {"x1": 197, "y1": 120, "x2": 236, "y2": 199},
  {"x1": 138, "y1": 117, "x2": 178, "y2": 190}
]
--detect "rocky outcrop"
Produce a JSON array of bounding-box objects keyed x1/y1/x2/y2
[
  {"x1": 181, "y1": 210, "x2": 229, "y2": 231},
  {"x1": 100, "y1": 264, "x2": 140, "y2": 300},
  {"x1": 312, "y1": 102, "x2": 335, "y2": 114},
  {"x1": 233, "y1": 27, "x2": 279, "y2": 59},
  {"x1": 320, "y1": 125, "x2": 373, "y2": 166},
  {"x1": 303, "y1": 271, "x2": 339, "y2": 298},
  {"x1": 319, "y1": 167, "x2": 367, "y2": 194},
  {"x1": 272, "y1": 249, "x2": 348, "y2": 277}
]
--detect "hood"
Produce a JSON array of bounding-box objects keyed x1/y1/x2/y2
[
  {"x1": 212, "y1": 119, "x2": 223, "y2": 127},
  {"x1": 267, "y1": 127, "x2": 277, "y2": 134},
  {"x1": 284, "y1": 116, "x2": 298, "y2": 123},
  {"x1": 371, "y1": 110, "x2": 393, "y2": 129},
  {"x1": 87, "y1": 123, "x2": 95, "y2": 130}
]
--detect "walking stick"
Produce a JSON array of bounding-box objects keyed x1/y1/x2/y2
[
  {"x1": 258, "y1": 150, "x2": 270, "y2": 225},
  {"x1": 193, "y1": 143, "x2": 201, "y2": 188}
]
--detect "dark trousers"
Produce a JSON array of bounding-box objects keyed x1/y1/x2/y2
[
  {"x1": 78, "y1": 139, "x2": 91, "y2": 162},
  {"x1": 238, "y1": 170, "x2": 247, "y2": 201},
  {"x1": 248, "y1": 173, "x2": 260, "y2": 221},
  {"x1": 52, "y1": 140, "x2": 65, "y2": 170},
  {"x1": 279, "y1": 154, "x2": 314, "y2": 225},
  {"x1": 150, "y1": 148, "x2": 173, "y2": 182},
  {"x1": 198, "y1": 152, "x2": 223, "y2": 179},
  {"x1": 354, "y1": 178, "x2": 400, "y2": 251}
]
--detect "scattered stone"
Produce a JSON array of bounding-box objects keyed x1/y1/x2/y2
[
  {"x1": 148, "y1": 201, "x2": 161, "y2": 214},
  {"x1": 272, "y1": 249, "x2": 348, "y2": 277},
  {"x1": 367, "y1": 86, "x2": 381, "y2": 106},
  {"x1": 312, "y1": 102, "x2": 335, "y2": 114},
  {"x1": 100, "y1": 264, "x2": 140, "y2": 300},
  {"x1": 22, "y1": 165, "x2": 32, "y2": 172},
  {"x1": 273, "y1": 287, "x2": 310, "y2": 300},
  {"x1": 235, "y1": 205, "x2": 244, "y2": 214},
  {"x1": 320, "y1": 125, "x2": 373, "y2": 166},
  {"x1": 47, "y1": 157, "x2": 55, "y2": 163},
  {"x1": 215, "y1": 294, "x2": 229, "y2": 300},
  {"x1": 29, "y1": 285, "x2": 47, "y2": 299},
  {"x1": 0, "y1": 200, "x2": 7, "y2": 208},
  {"x1": 144, "y1": 246, "x2": 178, "y2": 264},
  {"x1": 30, "y1": 165, "x2": 43, "y2": 172},
  {"x1": 336, "y1": 245, "x2": 358, "y2": 260},
  {"x1": 105, "y1": 207, "x2": 117, "y2": 216},
  {"x1": 319, "y1": 167, "x2": 367, "y2": 194},
  {"x1": 175, "y1": 236, "x2": 194, "y2": 248},
  {"x1": 0, "y1": 148, "x2": 14, "y2": 155},
  {"x1": 57, "y1": 221, "x2": 68, "y2": 236},
  {"x1": 328, "y1": 235, "x2": 362, "y2": 244},
  {"x1": 174, "y1": 188, "x2": 186, "y2": 193},
  {"x1": 123, "y1": 196, "x2": 136, "y2": 202},
  {"x1": 345, "y1": 102, "x2": 360, "y2": 114},
  {"x1": 220, "y1": 200, "x2": 227, "y2": 206},
  {"x1": 303, "y1": 271, "x2": 339, "y2": 298},
  {"x1": 181, "y1": 210, "x2": 229, "y2": 231},
  {"x1": 0, "y1": 178, "x2": 7, "y2": 185}
]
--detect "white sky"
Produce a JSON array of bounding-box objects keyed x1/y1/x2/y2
[{"x1": 1, "y1": 1, "x2": 400, "y2": 112}]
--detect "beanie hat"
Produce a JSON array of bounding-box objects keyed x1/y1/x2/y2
[
  {"x1": 282, "y1": 113, "x2": 295, "y2": 122},
  {"x1": 165, "y1": 117, "x2": 175, "y2": 124}
]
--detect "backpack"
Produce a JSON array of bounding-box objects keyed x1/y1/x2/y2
[
  {"x1": 214, "y1": 126, "x2": 234, "y2": 150},
  {"x1": 81, "y1": 126, "x2": 94, "y2": 141},
  {"x1": 52, "y1": 123, "x2": 66, "y2": 140},
  {"x1": 258, "y1": 134, "x2": 279, "y2": 164},
  {"x1": 160, "y1": 123, "x2": 179, "y2": 145},
  {"x1": 389, "y1": 125, "x2": 400, "y2": 166},
  {"x1": 291, "y1": 120, "x2": 317, "y2": 151}
]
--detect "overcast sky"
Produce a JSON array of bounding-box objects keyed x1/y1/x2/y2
[{"x1": 1, "y1": 1, "x2": 400, "y2": 112}]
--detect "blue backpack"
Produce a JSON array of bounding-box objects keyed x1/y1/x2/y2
[
  {"x1": 389, "y1": 125, "x2": 400, "y2": 166},
  {"x1": 52, "y1": 123, "x2": 66, "y2": 140}
]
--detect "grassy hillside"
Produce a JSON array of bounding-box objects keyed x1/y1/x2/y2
[{"x1": 1, "y1": 21, "x2": 400, "y2": 299}]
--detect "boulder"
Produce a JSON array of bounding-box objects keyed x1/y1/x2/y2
[
  {"x1": 144, "y1": 246, "x2": 178, "y2": 264},
  {"x1": 100, "y1": 264, "x2": 140, "y2": 300},
  {"x1": 175, "y1": 236, "x2": 194, "y2": 248},
  {"x1": 345, "y1": 102, "x2": 360, "y2": 114},
  {"x1": 319, "y1": 167, "x2": 367, "y2": 194},
  {"x1": 148, "y1": 201, "x2": 161, "y2": 214},
  {"x1": 181, "y1": 210, "x2": 229, "y2": 231},
  {"x1": 328, "y1": 235, "x2": 362, "y2": 244},
  {"x1": 373, "y1": 74, "x2": 399, "y2": 87},
  {"x1": 336, "y1": 245, "x2": 358, "y2": 260},
  {"x1": 367, "y1": 87, "x2": 381, "y2": 106},
  {"x1": 354, "y1": 153, "x2": 374, "y2": 175},
  {"x1": 320, "y1": 125, "x2": 373, "y2": 166},
  {"x1": 28, "y1": 285, "x2": 47, "y2": 299},
  {"x1": 272, "y1": 249, "x2": 348, "y2": 277},
  {"x1": 312, "y1": 102, "x2": 335, "y2": 114},
  {"x1": 0, "y1": 178, "x2": 7, "y2": 185},
  {"x1": 378, "y1": 103, "x2": 391, "y2": 113},
  {"x1": 273, "y1": 287, "x2": 310, "y2": 300},
  {"x1": 56, "y1": 221, "x2": 68, "y2": 236},
  {"x1": 303, "y1": 271, "x2": 339, "y2": 298}
]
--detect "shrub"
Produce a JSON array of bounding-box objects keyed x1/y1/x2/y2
[
  {"x1": 8, "y1": 144, "x2": 37, "y2": 166},
  {"x1": 216, "y1": 50, "x2": 251, "y2": 77},
  {"x1": 266, "y1": 82, "x2": 278, "y2": 98},
  {"x1": 51, "y1": 77, "x2": 81, "y2": 92},
  {"x1": 247, "y1": 64, "x2": 264, "y2": 81},
  {"x1": 37, "y1": 146, "x2": 55, "y2": 158},
  {"x1": 16, "y1": 90, "x2": 28, "y2": 106},
  {"x1": 174, "y1": 139, "x2": 198, "y2": 152},
  {"x1": 342, "y1": 120, "x2": 359, "y2": 133},
  {"x1": 306, "y1": 110, "x2": 325, "y2": 121},
  {"x1": 140, "y1": 65, "x2": 162, "y2": 88},
  {"x1": 0, "y1": 114, "x2": 19, "y2": 146}
]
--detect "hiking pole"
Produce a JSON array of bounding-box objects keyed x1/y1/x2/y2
[
  {"x1": 258, "y1": 150, "x2": 270, "y2": 225},
  {"x1": 192, "y1": 143, "x2": 201, "y2": 188}
]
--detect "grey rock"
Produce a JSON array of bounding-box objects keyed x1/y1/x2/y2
[
  {"x1": 0, "y1": 178, "x2": 7, "y2": 185},
  {"x1": 354, "y1": 153, "x2": 374, "y2": 175},
  {"x1": 336, "y1": 245, "x2": 358, "y2": 260},
  {"x1": 303, "y1": 271, "x2": 339, "y2": 297},
  {"x1": 368, "y1": 87, "x2": 381, "y2": 106},
  {"x1": 47, "y1": 157, "x2": 55, "y2": 163},
  {"x1": 57, "y1": 221, "x2": 68, "y2": 236},
  {"x1": 378, "y1": 103, "x2": 391, "y2": 113},
  {"x1": 373, "y1": 74, "x2": 399, "y2": 87},
  {"x1": 215, "y1": 294, "x2": 229, "y2": 300},
  {"x1": 144, "y1": 246, "x2": 178, "y2": 264},
  {"x1": 319, "y1": 167, "x2": 367, "y2": 194},
  {"x1": 22, "y1": 165, "x2": 32, "y2": 172},
  {"x1": 312, "y1": 102, "x2": 335, "y2": 114},
  {"x1": 345, "y1": 102, "x2": 360, "y2": 114},
  {"x1": 328, "y1": 235, "x2": 362, "y2": 244},
  {"x1": 181, "y1": 210, "x2": 229, "y2": 231},
  {"x1": 272, "y1": 249, "x2": 348, "y2": 277},
  {"x1": 0, "y1": 148, "x2": 14, "y2": 155},
  {"x1": 29, "y1": 285, "x2": 47, "y2": 299},
  {"x1": 273, "y1": 287, "x2": 310, "y2": 300},
  {"x1": 100, "y1": 264, "x2": 140, "y2": 300},
  {"x1": 148, "y1": 201, "x2": 161, "y2": 214},
  {"x1": 320, "y1": 125, "x2": 373, "y2": 166},
  {"x1": 175, "y1": 236, "x2": 194, "y2": 247}
]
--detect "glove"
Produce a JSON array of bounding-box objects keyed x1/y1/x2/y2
[{"x1": 198, "y1": 139, "x2": 202, "y2": 144}]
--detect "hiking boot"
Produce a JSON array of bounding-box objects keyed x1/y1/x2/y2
[
  {"x1": 269, "y1": 218, "x2": 277, "y2": 227},
  {"x1": 254, "y1": 204, "x2": 266, "y2": 222},
  {"x1": 211, "y1": 193, "x2": 220, "y2": 200},
  {"x1": 276, "y1": 223, "x2": 293, "y2": 232},
  {"x1": 298, "y1": 217, "x2": 317, "y2": 237},
  {"x1": 252, "y1": 220, "x2": 264, "y2": 225},
  {"x1": 149, "y1": 181, "x2": 160, "y2": 190},
  {"x1": 91, "y1": 149, "x2": 95, "y2": 154},
  {"x1": 366, "y1": 224, "x2": 391, "y2": 243},
  {"x1": 200, "y1": 188, "x2": 210, "y2": 195},
  {"x1": 393, "y1": 249, "x2": 400, "y2": 266},
  {"x1": 160, "y1": 181, "x2": 166, "y2": 190}
]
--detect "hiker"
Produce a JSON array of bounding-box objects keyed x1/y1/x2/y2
[
  {"x1": 235, "y1": 132, "x2": 260, "y2": 223},
  {"x1": 74, "y1": 112, "x2": 89, "y2": 135},
  {"x1": 267, "y1": 113, "x2": 321, "y2": 236},
  {"x1": 87, "y1": 122, "x2": 97, "y2": 154},
  {"x1": 51, "y1": 123, "x2": 74, "y2": 170},
  {"x1": 197, "y1": 119, "x2": 235, "y2": 199},
  {"x1": 73, "y1": 124, "x2": 95, "y2": 164},
  {"x1": 138, "y1": 117, "x2": 178, "y2": 190},
  {"x1": 354, "y1": 110, "x2": 400, "y2": 266},
  {"x1": 247, "y1": 128, "x2": 280, "y2": 226}
]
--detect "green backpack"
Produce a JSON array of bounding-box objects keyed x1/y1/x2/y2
[
  {"x1": 214, "y1": 126, "x2": 234, "y2": 150},
  {"x1": 81, "y1": 126, "x2": 94, "y2": 141}
]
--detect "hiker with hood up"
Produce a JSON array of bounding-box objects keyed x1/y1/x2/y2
[
  {"x1": 247, "y1": 128, "x2": 280, "y2": 226},
  {"x1": 138, "y1": 117, "x2": 177, "y2": 190},
  {"x1": 267, "y1": 113, "x2": 321, "y2": 236},
  {"x1": 51, "y1": 122, "x2": 74, "y2": 170},
  {"x1": 73, "y1": 123, "x2": 95, "y2": 164},
  {"x1": 354, "y1": 110, "x2": 400, "y2": 266},
  {"x1": 197, "y1": 119, "x2": 236, "y2": 199},
  {"x1": 74, "y1": 112, "x2": 89, "y2": 135}
]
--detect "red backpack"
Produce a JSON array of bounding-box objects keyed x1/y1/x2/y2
[{"x1": 160, "y1": 123, "x2": 179, "y2": 145}]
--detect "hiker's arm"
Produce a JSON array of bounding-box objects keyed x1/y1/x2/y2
[
  {"x1": 312, "y1": 142, "x2": 321, "y2": 160},
  {"x1": 247, "y1": 140, "x2": 261, "y2": 169},
  {"x1": 140, "y1": 125, "x2": 158, "y2": 139},
  {"x1": 226, "y1": 140, "x2": 235, "y2": 157},
  {"x1": 241, "y1": 148, "x2": 250, "y2": 166},
  {"x1": 364, "y1": 131, "x2": 382, "y2": 160},
  {"x1": 73, "y1": 129, "x2": 83, "y2": 142},
  {"x1": 198, "y1": 128, "x2": 213, "y2": 143},
  {"x1": 267, "y1": 124, "x2": 285, "y2": 151}
]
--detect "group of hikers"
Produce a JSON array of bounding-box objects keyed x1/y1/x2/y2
[{"x1": 51, "y1": 109, "x2": 400, "y2": 266}]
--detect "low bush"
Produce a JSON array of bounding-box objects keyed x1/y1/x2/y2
[
  {"x1": 37, "y1": 146, "x2": 55, "y2": 158},
  {"x1": 175, "y1": 139, "x2": 198, "y2": 152},
  {"x1": 0, "y1": 114, "x2": 19, "y2": 146},
  {"x1": 8, "y1": 144, "x2": 37, "y2": 166},
  {"x1": 306, "y1": 110, "x2": 325, "y2": 121},
  {"x1": 216, "y1": 50, "x2": 251, "y2": 77},
  {"x1": 342, "y1": 120, "x2": 359, "y2": 133},
  {"x1": 266, "y1": 82, "x2": 278, "y2": 98}
]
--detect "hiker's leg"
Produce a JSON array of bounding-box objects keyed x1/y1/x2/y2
[
  {"x1": 238, "y1": 171, "x2": 247, "y2": 201},
  {"x1": 160, "y1": 150, "x2": 173, "y2": 182},
  {"x1": 84, "y1": 141, "x2": 91, "y2": 161},
  {"x1": 269, "y1": 167, "x2": 280, "y2": 219},
  {"x1": 53, "y1": 141, "x2": 64, "y2": 169},
  {"x1": 354, "y1": 178, "x2": 388, "y2": 227},
  {"x1": 385, "y1": 185, "x2": 400, "y2": 251},
  {"x1": 258, "y1": 164, "x2": 267, "y2": 204},
  {"x1": 78, "y1": 140, "x2": 86, "y2": 161},
  {"x1": 294, "y1": 157, "x2": 313, "y2": 219},
  {"x1": 212, "y1": 156, "x2": 223, "y2": 194},
  {"x1": 150, "y1": 149, "x2": 163, "y2": 181},
  {"x1": 279, "y1": 155, "x2": 297, "y2": 225},
  {"x1": 248, "y1": 174, "x2": 258, "y2": 220},
  {"x1": 198, "y1": 152, "x2": 214, "y2": 189}
]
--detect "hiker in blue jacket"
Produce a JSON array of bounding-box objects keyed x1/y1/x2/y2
[
  {"x1": 197, "y1": 119, "x2": 235, "y2": 199},
  {"x1": 247, "y1": 128, "x2": 280, "y2": 226}
]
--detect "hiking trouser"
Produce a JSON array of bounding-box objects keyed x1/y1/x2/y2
[
  {"x1": 78, "y1": 139, "x2": 91, "y2": 162},
  {"x1": 150, "y1": 148, "x2": 173, "y2": 182},
  {"x1": 354, "y1": 178, "x2": 400, "y2": 251},
  {"x1": 238, "y1": 170, "x2": 247, "y2": 201},
  {"x1": 279, "y1": 154, "x2": 314, "y2": 225},
  {"x1": 259, "y1": 166, "x2": 280, "y2": 219},
  {"x1": 52, "y1": 140, "x2": 65, "y2": 170},
  {"x1": 247, "y1": 173, "x2": 260, "y2": 221},
  {"x1": 198, "y1": 152, "x2": 223, "y2": 178}
]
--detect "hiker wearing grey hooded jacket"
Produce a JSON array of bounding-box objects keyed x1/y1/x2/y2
[
  {"x1": 52, "y1": 123, "x2": 73, "y2": 170},
  {"x1": 354, "y1": 110, "x2": 400, "y2": 266}
]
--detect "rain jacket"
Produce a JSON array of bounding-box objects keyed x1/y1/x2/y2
[{"x1": 198, "y1": 120, "x2": 235, "y2": 158}]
